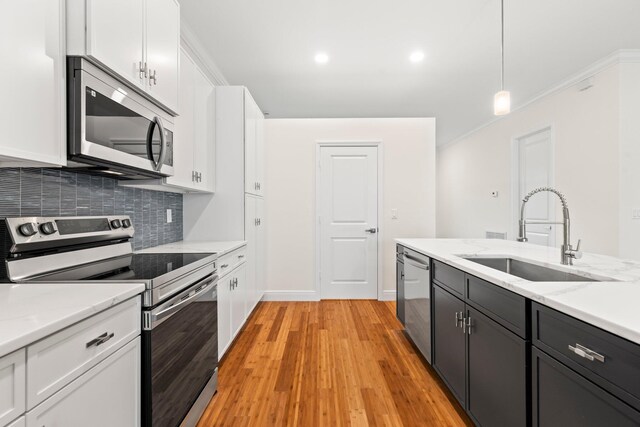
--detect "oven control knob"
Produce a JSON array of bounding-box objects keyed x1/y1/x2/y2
[
  {"x1": 122, "y1": 219, "x2": 132, "y2": 228},
  {"x1": 110, "y1": 219, "x2": 122, "y2": 229},
  {"x1": 18, "y1": 223, "x2": 38, "y2": 237},
  {"x1": 40, "y1": 222, "x2": 57, "y2": 235}
]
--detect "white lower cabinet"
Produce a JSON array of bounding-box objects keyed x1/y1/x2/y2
[
  {"x1": 230, "y1": 264, "x2": 247, "y2": 339},
  {"x1": 0, "y1": 350, "x2": 25, "y2": 426},
  {"x1": 0, "y1": 298, "x2": 141, "y2": 427},
  {"x1": 25, "y1": 337, "x2": 141, "y2": 427},
  {"x1": 245, "y1": 194, "x2": 265, "y2": 313},
  {"x1": 218, "y1": 247, "x2": 254, "y2": 358},
  {"x1": 217, "y1": 269, "x2": 232, "y2": 358}
]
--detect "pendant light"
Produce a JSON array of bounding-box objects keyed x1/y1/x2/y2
[{"x1": 494, "y1": 0, "x2": 510, "y2": 115}]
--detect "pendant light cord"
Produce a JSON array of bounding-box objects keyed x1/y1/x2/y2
[{"x1": 501, "y1": 0, "x2": 505, "y2": 91}]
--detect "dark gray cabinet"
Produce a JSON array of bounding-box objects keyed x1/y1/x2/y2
[
  {"x1": 532, "y1": 347, "x2": 640, "y2": 427},
  {"x1": 467, "y1": 306, "x2": 528, "y2": 427},
  {"x1": 433, "y1": 284, "x2": 466, "y2": 406},
  {"x1": 432, "y1": 265, "x2": 529, "y2": 427},
  {"x1": 396, "y1": 254, "x2": 405, "y2": 325}
]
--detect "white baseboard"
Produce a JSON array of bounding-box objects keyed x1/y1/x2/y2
[
  {"x1": 379, "y1": 289, "x2": 397, "y2": 301},
  {"x1": 261, "y1": 290, "x2": 396, "y2": 302},
  {"x1": 261, "y1": 290, "x2": 320, "y2": 301}
]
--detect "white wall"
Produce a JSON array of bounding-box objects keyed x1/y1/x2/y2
[
  {"x1": 438, "y1": 59, "x2": 640, "y2": 259},
  {"x1": 618, "y1": 62, "x2": 640, "y2": 259},
  {"x1": 265, "y1": 118, "x2": 436, "y2": 299}
]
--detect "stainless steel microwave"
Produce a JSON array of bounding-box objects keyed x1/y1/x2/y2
[{"x1": 67, "y1": 57, "x2": 174, "y2": 179}]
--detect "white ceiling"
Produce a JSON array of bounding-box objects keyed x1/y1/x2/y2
[{"x1": 181, "y1": 0, "x2": 640, "y2": 144}]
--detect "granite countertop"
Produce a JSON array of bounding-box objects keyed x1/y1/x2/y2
[
  {"x1": 136, "y1": 240, "x2": 247, "y2": 256},
  {"x1": 396, "y1": 238, "x2": 640, "y2": 345},
  {"x1": 0, "y1": 283, "x2": 144, "y2": 357}
]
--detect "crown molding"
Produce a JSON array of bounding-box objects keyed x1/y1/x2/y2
[
  {"x1": 439, "y1": 49, "x2": 640, "y2": 151},
  {"x1": 180, "y1": 19, "x2": 229, "y2": 86}
]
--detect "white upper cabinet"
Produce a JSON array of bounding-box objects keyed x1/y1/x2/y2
[
  {"x1": 83, "y1": 0, "x2": 145, "y2": 90},
  {"x1": 145, "y1": 0, "x2": 180, "y2": 112},
  {"x1": 244, "y1": 90, "x2": 265, "y2": 196},
  {"x1": 163, "y1": 48, "x2": 215, "y2": 193},
  {"x1": 0, "y1": 0, "x2": 66, "y2": 167},
  {"x1": 192, "y1": 67, "x2": 216, "y2": 191},
  {"x1": 68, "y1": 0, "x2": 180, "y2": 114},
  {"x1": 166, "y1": 48, "x2": 196, "y2": 189}
]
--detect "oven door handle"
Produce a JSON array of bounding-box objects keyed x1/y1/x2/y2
[{"x1": 146, "y1": 275, "x2": 217, "y2": 329}]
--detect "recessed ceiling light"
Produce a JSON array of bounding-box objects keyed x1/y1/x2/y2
[
  {"x1": 409, "y1": 51, "x2": 425, "y2": 63},
  {"x1": 314, "y1": 52, "x2": 329, "y2": 64}
]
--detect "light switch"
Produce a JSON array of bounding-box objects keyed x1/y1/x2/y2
[
  {"x1": 167, "y1": 209, "x2": 173, "y2": 223},
  {"x1": 391, "y1": 209, "x2": 398, "y2": 220}
]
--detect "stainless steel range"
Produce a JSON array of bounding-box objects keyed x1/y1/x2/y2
[{"x1": 2, "y1": 215, "x2": 219, "y2": 427}]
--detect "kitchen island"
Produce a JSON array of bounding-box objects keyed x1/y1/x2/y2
[{"x1": 396, "y1": 238, "x2": 640, "y2": 427}]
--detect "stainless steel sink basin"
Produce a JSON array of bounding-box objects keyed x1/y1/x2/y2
[{"x1": 463, "y1": 257, "x2": 600, "y2": 282}]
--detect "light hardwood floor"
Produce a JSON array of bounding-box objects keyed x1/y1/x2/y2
[{"x1": 198, "y1": 301, "x2": 472, "y2": 426}]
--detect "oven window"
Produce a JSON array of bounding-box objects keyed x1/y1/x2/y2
[
  {"x1": 84, "y1": 86, "x2": 173, "y2": 166},
  {"x1": 144, "y1": 285, "x2": 217, "y2": 427}
]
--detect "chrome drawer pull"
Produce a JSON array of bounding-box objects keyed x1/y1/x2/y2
[
  {"x1": 465, "y1": 317, "x2": 473, "y2": 335},
  {"x1": 221, "y1": 264, "x2": 229, "y2": 268},
  {"x1": 568, "y1": 343, "x2": 605, "y2": 363},
  {"x1": 238, "y1": 255, "x2": 245, "y2": 259},
  {"x1": 86, "y1": 332, "x2": 115, "y2": 348}
]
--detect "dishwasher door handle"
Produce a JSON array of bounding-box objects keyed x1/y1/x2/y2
[{"x1": 404, "y1": 254, "x2": 430, "y2": 270}]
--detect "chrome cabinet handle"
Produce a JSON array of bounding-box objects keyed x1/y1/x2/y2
[
  {"x1": 568, "y1": 343, "x2": 605, "y2": 363},
  {"x1": 139, "y1": 61, "x2": 148, "y2": 79},
  {"x1": 465, "y1": 317, "x2": 473, "y2": 335},
  {"x1": 149, "y1": 69, "x2": 157, "y2": 85},
  {"x1": 238, "y1": 254, "x2": 245, "y2": 259},
  {"x1": 221, "y1": 264, "x2": 229, "y2": 268},
  {"x1": 86, "y1": 332, "x2": 114, "y2": 348},
  {"x1": 455, "y1": 312, "x2": 464, "y2": 328}
]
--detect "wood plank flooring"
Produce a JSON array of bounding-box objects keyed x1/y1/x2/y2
[{"x1": 198, "y1": 301, "x2": 472, "y2": 426}]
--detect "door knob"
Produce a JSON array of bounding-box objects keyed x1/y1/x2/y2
[{"x1": 365, "y1": 228, "x2": 377, "y2": 234}]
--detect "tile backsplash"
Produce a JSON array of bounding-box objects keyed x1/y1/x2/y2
[{"x1": 0, "y1": 168, "x2": 182, "y2": 250}]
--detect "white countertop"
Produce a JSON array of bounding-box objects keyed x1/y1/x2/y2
[
  {"x1": 0, "y1": 282, "x2": 144, "y2": 357},
  {"x1": 136, "y1": 240, "x2": 246, "y2": 257},
  {"x1": 396, "y1": 238, "x2": 640, "y2": 345}
]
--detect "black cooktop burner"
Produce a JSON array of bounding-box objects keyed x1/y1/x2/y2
[{"x1": 30, "y1": 252, "x2": 214, "y2": 282}]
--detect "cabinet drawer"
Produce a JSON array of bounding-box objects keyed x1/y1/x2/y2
[
  {"x1": 532, "y1": 347, "x2": 640, "y2": 427},
  {"x1": 532, "y1": 302, "x2": 640, "y2": 411},
  {"x1": 27, "y1": 297, "x2": 140, "y2": 409},
  {"x1": 0, "y1": 349, "x2": 25, "y2": 426},
  {"x1": 26, "y1": 337, "x2": 141, "y2": 427},
  {"x1": 218, "y1": 246, "x2": 247, "y2": 279},
  {"x1": 432, "y1": 260, "x2": 464, "y2": 297},
  {"x1": 466, "y1": 274, "x2": 527, "y2": 338}
]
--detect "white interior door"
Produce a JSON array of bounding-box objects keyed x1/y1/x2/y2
[
  {"x1": 319, "y1": 146, "x2": 378, "y2": 299},
  {"x1": 517, "y1": 128, "x2": 555, "y2": 246}
]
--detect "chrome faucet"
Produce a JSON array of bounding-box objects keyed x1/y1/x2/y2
[{"x1": 517, "y1": 187, "x2": 582, "y2": 265}]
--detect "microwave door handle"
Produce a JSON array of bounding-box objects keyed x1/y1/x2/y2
[
  {"x1": 146, "y1": 119, "x2": 159, "y2": 169},
  {"x1": 154, "y1": 116, "x2": 167, "y2": 171}
]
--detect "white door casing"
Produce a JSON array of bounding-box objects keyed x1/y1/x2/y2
[
  {"x1": 513, "y1": 127, "x2": 555, "y2": 247},
  {"x1": 319, "y1": 146, "x2": 378, "y2": 299}
]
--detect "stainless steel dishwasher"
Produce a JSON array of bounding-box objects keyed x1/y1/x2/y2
[{"x1": 402, "y1": 247, "x2": 432, "y2": 363}]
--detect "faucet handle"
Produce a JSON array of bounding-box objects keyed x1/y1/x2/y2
[{"x1": 567, "y1": 239, "x2": 583, "y2": 260}]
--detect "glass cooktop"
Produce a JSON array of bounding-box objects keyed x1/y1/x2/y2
[{"x1": 29, "y1": 253, "x2": 214, "y2": 282}]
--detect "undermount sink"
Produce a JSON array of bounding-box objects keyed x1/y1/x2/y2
[{"x1": 463, "y1": 257, "x2": 600, "y2": 282}]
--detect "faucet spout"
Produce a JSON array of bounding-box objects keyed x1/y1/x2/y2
[{"x1": 517, "y1": 187, "x2": 581, "y2": 265}]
